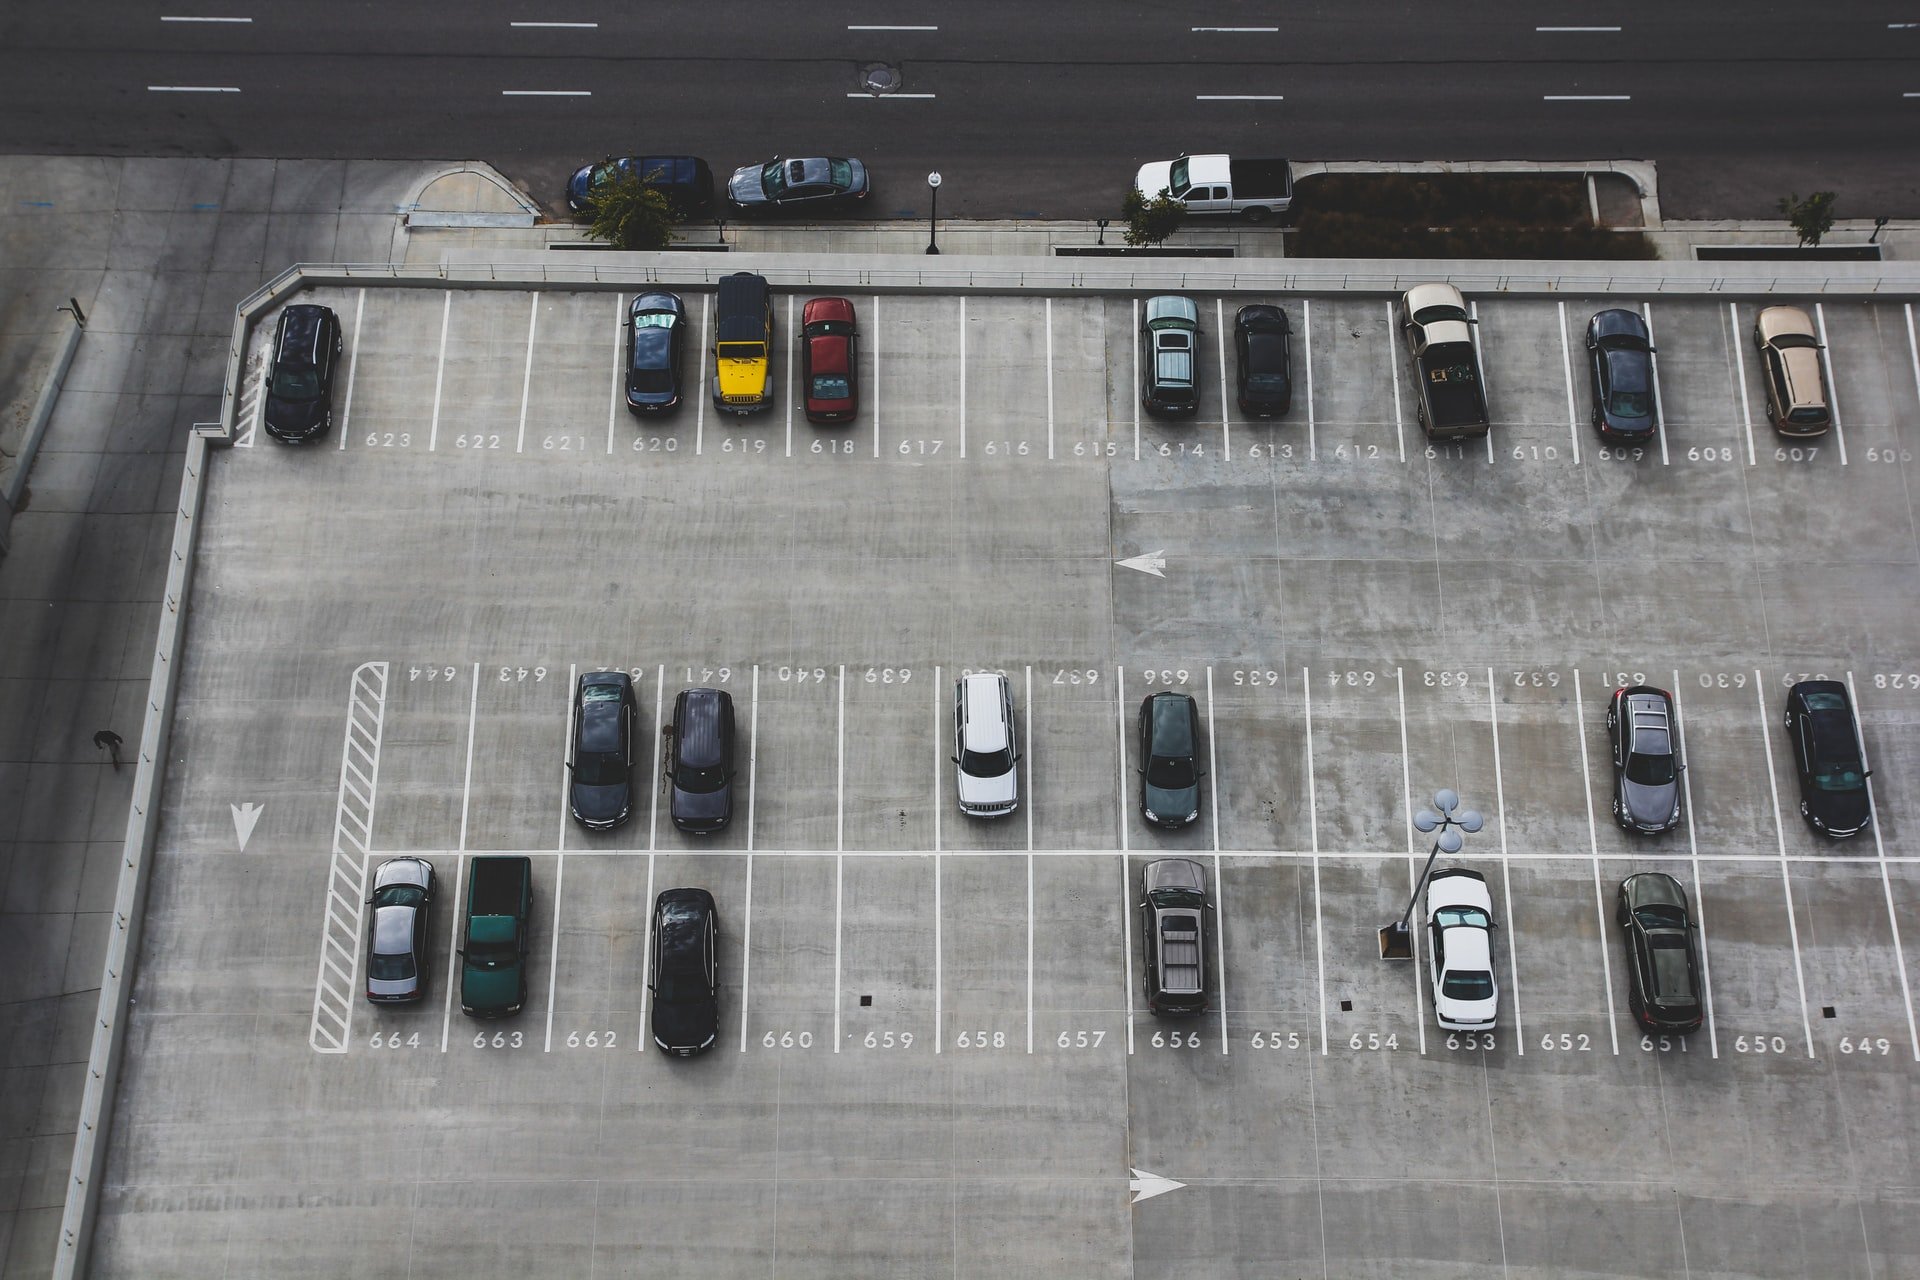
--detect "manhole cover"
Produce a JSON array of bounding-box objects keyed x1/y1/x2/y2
[{"x1": 860, "y1": 63, "x2": 902, "y2": 94}]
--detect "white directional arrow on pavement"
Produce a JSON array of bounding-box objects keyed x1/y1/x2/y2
[
  {"x1": 1115, "y1": 550, "x2": 1167, "y2": 578},
  {"x1": 231, "y1": 801, "x2": 264, "y2": 852},
  {"x1": 1129, "y1": 1167, "x2": 1186, "y2": 1204}
]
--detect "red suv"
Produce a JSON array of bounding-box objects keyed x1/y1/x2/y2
[{"x1": 801, "y1": 296, "x2": 859, "y2": 424}]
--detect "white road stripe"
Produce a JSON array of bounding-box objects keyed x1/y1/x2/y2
[
  {"x1": 834, "y1": 665, "x2": 845, "y2": 1051},
  {"x1": 784, "y1": 294, "x2": 795, "y2": 458},
  {"x1": 648, "y1": 665, "x2": 665, "y2": 850},
  {"x1": 1197, "y1": 95, "x2": 1284, "y2": 101},
  {"x1": 1026, "y1": 665, "x2": 1036, "y2": 1052},
  {"x1": 1643, "y1": 302, "x2": 1670, "y2": 464},
  {"x1": 1544, "y1": 94, "x2": 1631, "y2": 101},
  {"x1": 1572, "y1": 672, "x2": 1620, "y2": 1053},
  {"x1": 517, "y1": 295, "x2": 538, "y2": 453},
  {"x1": 1670, "y1": 675, "x2": 1718, "y2": 1057},
  {"x1": 740, "y1": 665, "x2": 759, "y2": 1052},
  {"x1": 846, "y1": 92, "x2": 936, "y2": 98},
  {"x1": 336, "y1": 289, "x2": 365, "y2": 450},
  {"x1": 1905, "y1": 304, "x2": 1920, "y2": 413},
  {"x1": 636, "y1": 852, "x2": 655, "y2": 1052},
  {"x1": 1193, "y1": 26, "x2": 1278, "y2": 32},
  {"x1": 696, "y1": 292, "x2": 710, "y2": 456},
  {"x1": 438, "y1": 855, "x2": 464, "y2": 1052},
  {"x1": 311, "y1": 661, "x2": 387, "y2": 1053},
  {"x1": 848, "y1": 24, "x2": 937, "y2": 30},
  {"x1": 1306, "y1": 668, "x2": 1326, "y2": 1055},
  {"x1": 160, "y1": 15, "x2": 252, "y2": 21},
  {"x1": 510, "y1": 21, "x2": 598, "y2": 27},
  {"x1": 427, "y1": 291, "x2": 451, "y2": 451},
  {"x1": 958, "y1": 297, "x2": 968, "y2": 458},
  {"x1": 606, "y1": 294, "x2": 622, "y2": 454},
  {"x1": 1216, "y1": 298, "x2": 1231, "y2": 460},
  {"x1": 1388, "y1": 300, "x2": 1405, "y2": 462},
  {"x1": 459, "y1": 663, "x2": 480, "y2": 851},
  {"x1": 1558, "y1": 302, "x2": 1581, "y2": 464},
  {"x1": 1206, "y1": 668, "x2": 1227, "y2": 1054},
  {"x1": 1537, "y1": 25, "x2": 1621, "y2": 31},
  {"x1": 1132, "y1": 298, "x2": 1142, "y2": 461},
  {"x1": 870, "y1": 295, "x2": 882, "y2": 458},
  {"x1": 1397, "y1": 669, "x2": 1427, "y2": 1053},
  {"x1": 1754, "y1": 672, "x2": 1817, "y2": 1057},
  {"x1": 502, "y1": 89, "x2": 591, "y2": 96},
  {"x1": 147, "y1": 85, "x2": 240, "y2": 92},
  {"x1": 546, "y1": 664, "x2": 574, "y2": 1053},
  {"x1": 934, "y1": 666, "x2": 943, "y2": 1052},
  {"x1": 1304, "y1": 298, "x2": 1316, "y2": 460},
  {"x1": 1847, "y1": 673, "x2": 1920, "y2": 1060},
  {"x1": 1814, "y1": 303, "x2": 1848, "y2": 464},
  {"x1": 1487, "y1": 669, "x2": 1523, "y2": 1054},
  {"x1": 1117, "y1": 666, "x2": 1134, "y2": 1053},
  {"x1": 1729, "y1": 303, "x2": 1757, "y2": 465}
]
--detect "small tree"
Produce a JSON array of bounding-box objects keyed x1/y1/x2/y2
[
  {"x1": 1122, "y1": 186, "x2": 1186, "y2": 247},
  {"x1": 1777, "y1": 191, "x2": 1838, "y2": 248},
  {"x1": 586, "y1": 166, "x2": 680, "y2": 251}
]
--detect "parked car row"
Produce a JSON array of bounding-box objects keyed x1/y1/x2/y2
[
  {"x1": 565, "y1": 153, "x2": 870, "y2": 218},
  {"x1": 264, "y1": 286, "x2": 1840, "y2": 446}
]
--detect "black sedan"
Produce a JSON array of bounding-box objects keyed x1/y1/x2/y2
[
  {"x1": 650, "y1": 888, "x2": 720, "y2": 1056},
  {"x1": 263, "y1": 303, "x2": 343, "y2": 443},
  {"x1": 1233, "y1": 304, "x2": 1293, "y2": 417},
  {"x1": 726, "y1": 156, "x2": 869, "y2": 215},
  {"x1": 1138, "y1": 692, "x2": 1203, "y2": 829},
  {"x1": 365, "y1": 857, "x2": 434, "y2": 1004},
  {"x1": 569, "y1": 671, "x2": 638, "y2": 830},
  {"x1": 626, "y1": 292, "x2": 687, "y2": 415},
  {"x1": 1784, "y1": 680, "x2": 1873, "y2": 837},
  {"x1": 1616, "y1": 872, "x2": 1703, "y2": 1033},
  {"x1": 1585, "y1": 309, "x2": 1657, "y2": 441}
]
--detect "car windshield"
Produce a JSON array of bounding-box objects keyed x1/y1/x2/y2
[
  {"x1": 574, "y1": 749, "x2": 624, "y2": 788},
  {"x1": 1813, "y1": 760, "x2": 1866, "y2": 791},
  {"x1": 1607, "y1": 390, "x2": 1652, "y2": 418},
  {"x1": 269, "y1": 367, "x2": 320, "y2": 401},
  {"x1": 633, "y1": 312, "x2": 675, "y2": 329},
  {"x1": 1788, "y1": 406, "x2": 1829, "y2": 424},
  {"x1": 630, "y1": 368, "x2": 673, "y2": 394},
  {"x1": 1146, "y1": 755, "x2": 1195, "y2": 789},
  {"x1": 1169, "y1": 158, "x2": 1190, "y2": 194},
  {"x1": 1150, "y1": 887, "x2": 1206, "y2": 908},
  {"x1": 1771, "y1": 332, "x2": 1817, "y2": 349},
  {"x1": 1414, "y1": 304, "x2": 1468, "y2": 325},
  {"x1": 961, "y1": 747, "x2": 1013, "y2": 778},
  {"x1": 1624, "y1": 751, "x2": 1675, "y2": 786},
  {"x1": 1435, "y1": 906, "x2": 1490, "y2": 929},
  {"x1": 811, "y1": 374, "x2": 851, "y2": 400},
  {"x1": 1635, "y1": 904, "x2": 1686, "y2": 929},
  {"x1": 368, "y1": 951, "x2": 415, "y2": 981},
  {"x1": 1247, "y1": 374, "x2": 1288, "y2": 391},
  {"x1": 761, "y1": 161, "x2": 786, "y2": 196},
  {"x1": 829, "y1": 159, "x2": 853, "y2": 188},
  {"x1": 677, "y1": 764, "x2": 726, "y2": 794},
  {"x1": 1442, "y1": 969, "x2": 1494, "y2": 1000}
]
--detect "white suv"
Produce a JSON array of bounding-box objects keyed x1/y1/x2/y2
[{"x1": 953, "y1": 673, "x2": 1019, "y2": 817}]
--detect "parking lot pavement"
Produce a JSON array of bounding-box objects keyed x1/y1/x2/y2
[{"x1": 91, "y1": 280, "x2": 1920, "y2": 1276}]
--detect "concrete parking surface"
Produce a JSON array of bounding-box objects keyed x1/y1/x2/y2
[{"x1": 95, "y1": 281, "x2": 1920, "y2": 1276}]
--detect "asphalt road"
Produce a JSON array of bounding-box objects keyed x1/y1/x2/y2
[{"x1": 4, "y1": 4, "x2": 1918, "y2": 220}]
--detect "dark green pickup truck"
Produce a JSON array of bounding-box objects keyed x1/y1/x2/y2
[{"x1": 459, "y1": 856, "x2": 533, "y2": 1018}]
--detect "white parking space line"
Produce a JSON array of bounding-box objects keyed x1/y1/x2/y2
[
  {"x1": 1045, "y1": 301, "x2": 1056, "y2": 460},
  {"x1": 1814, "y1": 303, "x2": 1849, "y2": 464},
  {"x1": 635, "y1": 851, "x2": 655, "y2": 1052},
  {"x1": 606, "y1": 294, "x2": 622, "y2": 455},
  {"x1": 1469, "y1": 300, "x2": 1494, "y2": 464},
  {"x1": 834, "y1": 665, "x2": 846, "y2": 1052},
  {"x1": 1206, "y1": 668, "x2": 1228, "y2": 1054},
  {"x1": 1216, "y1": 299, "x2": 1232, "y2": 460},
  {"x1": 337, "y1": 289, "x2": 365, "y2": 450},
  {"x1": 1027, "y1": 665, "x2": 1036, "y2": 1053},
  {"x1": 428, "y1": 290, "x2": 451, "y2": 450},
  {"x1": 1387, "y1": 300, "x2": 1405, "y2": 463},
  {"x1": 784, "y1": 295, "x2": 795, "y2": 459},
  {"x1": 516, "y1": 295, "x2": 538, "y2": 454},
  {"x1": 1305, "y1": 668, "x2": 1327, "y2": 1055},
  {"x1": 1848, "y1": 673, "x2": 1920, "y2": 1060},
  {"x1": 1396, "y1": 669, "x2": 1427, "y2": 1053},
  {"x1": 1557, "y1": 302, "x2": 1581, "y2": 465},
  {"x1": 544, "y1": 665, "x2": 570, "y2": 1053},
  {"x1": 1132, "y1": 298, "x2": 1142, "y2": 461},
  {"x1": 933, "y1": 665, "x2": 943, "y2": 1053},
  {"x1": 647, "y1": 665, "x2": 664, "y2": 850},
  {"x1": 1486, "y1": 669, "x2": 1523, "y2": 1054},
  {"x1": 958, "y1": 297, "x2": 968, "y2": 459},
  {"x1": 438, "y1": 855, "x2": 464, "y2": 1053},
  {"x1": 1729, "y1": 302, "x2": 1757, "y2": 466},
  {"x1": 461, "y1": 664, "x2": 482, "y2": 851},
  {"x1": 740, "y1": 665, "x2": 758, "y2": 1051},
  {"x1": 1303, "y1": 298, "x2": 1316, "y2": 460},
  {"x1": 1754, "y1": 673, "x2": 1817, "y2": 1057},
  {"x1": 1905, "y1": 304, "x2": 1920, "y2": 414},
  {"x1": 1669, "y1": 676, "x2": 1718, "y2": 1057},
  {"x1": 870, "y1": 296, "x2": 882, "y2": 459},
  {"x1": 1572, "y1": 672, "x2": 1620, "y2": 1053},
  {"x1": 1117, "y1": 666, "x2": 1135, "y2": 1053},
  {"x1": 695, "y1": 292, "x2": 710, "y2": 456},
  {"x1": 1642, "y1": 302, "x2": 1671, "y2": 465}
]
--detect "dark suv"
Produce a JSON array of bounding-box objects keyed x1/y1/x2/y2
[
  {"x1": 1138, "y1": 692, "x2": 1203, "y2": 828},
  {"x1": 1607, "y1": 686, "x2": 1682, "y2": 834},
  {"x1": 1617, "y1": 872, "x2": 1703, "y2": 1033},
  {"x1": 263, "y1": 303, "x2": 343, "y2": 443},
  {"x1": 569, "y1": 671, "x2": 637, "y2": 831},
  {"x1": 667, "y1": 688, "x2": 737, "y2": 834},
  {"x1": 1140, "y1": 859, "x2": 1211, "y2": 1016},
  {"x1": 1233, "y1": 304, "x2": 1293, "y2": 417},
  {"x1": 650, "y1": 888, "x2": 720, "y2": 1056},
  {"x1": 1783, "y1": 680, "x2": 1872, "y2": 837}
]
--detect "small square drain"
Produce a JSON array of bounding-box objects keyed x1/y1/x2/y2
[
  {"x1": 1822, "y1": 1005, "x2": 1837, "y2": 1019},
  {"x1": 1339, "y1": 999, "x2": 1353, "y2": 1012},
  {"x1": 860, "y1": 995, "x2": 873, "y2": 1007}
]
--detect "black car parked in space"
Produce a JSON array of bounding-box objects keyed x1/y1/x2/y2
[
  {"x1": 569, "y1": 671, "x2": 637, "y2": 830},
  {"x1": 1607, "y1": 685, "x2": 1682, "y2": 834},
  {"x1": 1616, "y1": 872, "x2": 1704, "y2": 1033},
  {"x1": 1585, "y1": 308, "x2": 1657, "y2": 442},
  {"x1": 264, "y1": 303, "x2": 343, "y2": 443},
  {"x1": 1140, "y1": 859, "x2": 1211, "y2": 1016},
  {"x1": 626, "y1": 291, "x2": 687, "y2": 414},
  {"x1": 667, "y1": 688, "x2": 737, "y2": 834},
  {"x1": 650, "y1": 888, "x2": 719, "y2": 1056},
  {"x1": 1138, "y1": 692, "x2": 1203, "y2": 828},
  {"x1": 1233, "y1": 304, "x2": 1293, "y2": 417},
  {"x1": 1783, "y1": 680, "x2": 1873, "y2": 837}
]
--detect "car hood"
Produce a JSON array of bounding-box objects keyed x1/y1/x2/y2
[
  {"x1": 462, "y1": 963, "x2": 520, "y2": 1009},
  {"x1": 571, "y1": 781, "x2": 630, "y2": 824},
  {"x1": 1144, "y1": 781, "x2": 1199, "y2": 822},
  {"x1": 672, "y1": 783, "x2": 732, "y2": 828},
  {"x1": 957, "y1": 768, "x2": 1018, "y2": 808},
  {"x1": 264, "y1": 393, "x2": 325, "y2": 435},
  {"x1": 1809, "y1": 785, "x2": 1870, "y2": 833},
  {"x1": 653, "y1": 995, "x2": 718, "y2": 1051},
  {"x1": 1621, "y1": 779, "x2": 1677, "y2": 829},
  {"x1": 1135, "y1": 161, "x2": 1174, "y2": 198},
  {"x1": 728, "y1": 165, "x2": 769, "y2": 205}
]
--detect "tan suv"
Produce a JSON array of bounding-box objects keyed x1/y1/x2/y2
[{"x1": 1753, "y1": 305, "x2": 1830, "y2": 436}]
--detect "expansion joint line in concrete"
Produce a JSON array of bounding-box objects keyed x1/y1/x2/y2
[{"x1": 309, "y1": 661, "x2": 390, "y2": 1052}]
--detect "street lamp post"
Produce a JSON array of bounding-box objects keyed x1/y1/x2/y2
[
  {"x1": 1379, "y1": 788, "x2": 1484, "y2": 959},
  {"x1": 925, "y1": 172, "x2": 942, "y2": 255}
]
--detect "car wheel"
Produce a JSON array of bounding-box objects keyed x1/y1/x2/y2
[{"x1": 1242, "y1": 206, "x2": 1270, "y2": 223}]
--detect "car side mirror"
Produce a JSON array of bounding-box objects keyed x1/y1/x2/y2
[
  {"x1": 455, "y1": 948, "x2": 466, "y2": 958},
  {"x1": 950, "y1": 756, "x2": 961, "y2": 765},
  {"x1": 1864, "y1": 769, "x2": 1873, "y2": 779},
  {"x1": 563, "y1": 761, "x2": 573, "y2": 773}
]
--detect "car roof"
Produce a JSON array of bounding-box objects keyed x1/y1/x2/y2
[
  {"x1": 717, "y1": 272, "x2": 769, "y2": 312},
  {"x1": 1589, "y1": 308, "x2": 1648, "y2": 343},
  {"x1": 959, "y1": 674, "x2": 1009, "y2": 752},
  {"x1": 674, "y1": 688, "x2": 730, "y2": 770},
  {"x1": 371, "y1": 904, "x2": 416, "y2": 955},
  {"x1": 806, "y1": 331, "x2": 851, "y2": 377},
  {"x1": 1148, "y1": 693, "x2": 1195, "y2": 752},
  {"x1": 1444, "y1": 926, "x2": 1492, "y2": 971}
]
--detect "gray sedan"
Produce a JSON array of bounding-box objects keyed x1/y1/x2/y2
[{"x1": 365, "y1": 857, "x2": 434, "y2": 1003}]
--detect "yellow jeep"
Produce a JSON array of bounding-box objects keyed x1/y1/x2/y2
[{"x1": 712, "y1": 272, "x2": 773, "y2": 413}]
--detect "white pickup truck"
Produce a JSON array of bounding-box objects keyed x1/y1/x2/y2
[{"x1": 1133, "y1": 154, "x2": 1294, "y2": 221}]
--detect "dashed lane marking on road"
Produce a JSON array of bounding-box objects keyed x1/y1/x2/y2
[{"x1": 309, "y1": 661, "x2": 388, "y2": 1053}]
